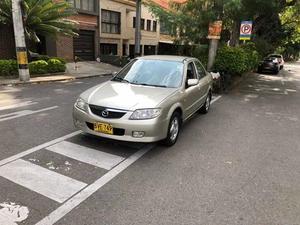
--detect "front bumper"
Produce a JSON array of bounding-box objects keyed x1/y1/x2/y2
[{"x1": 73, "y1": 106, "x2": 169, "y2": 143}]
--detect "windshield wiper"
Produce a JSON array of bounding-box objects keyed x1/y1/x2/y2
[
  {"x1": 112, "y1": 76, "x2": 130, "y2": 83},
  {"x1": 134, "y1": 83, "x2": 167, "y2": 88}
]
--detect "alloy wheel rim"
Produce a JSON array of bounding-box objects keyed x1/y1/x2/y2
[
  {"x1": 170, "y1": 117, "x2": 179, "y2": 142},
  {"x1": 205, "y1": 95, "x2": 210, "y2": 111}
]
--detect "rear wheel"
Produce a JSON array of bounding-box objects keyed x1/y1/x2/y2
[
  {"x1": 200, "y1": 92, "x2": 211, "y2": 114},
  {"x1": 162, "y1": 112, "x2": 181, "y2": 146}
]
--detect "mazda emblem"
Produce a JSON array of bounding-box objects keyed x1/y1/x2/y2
[{"x1": 101, "y1": 110, "x2": 109, "y2": 117}]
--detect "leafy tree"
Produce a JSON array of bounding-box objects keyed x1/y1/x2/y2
[
  {"x1": 279, "y1": 0, "x2": 300, "y2": 59},
  {"x1": 0, "y1": 0, "x2": 78, "y2": 43}
]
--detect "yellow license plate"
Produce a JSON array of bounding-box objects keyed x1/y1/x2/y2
[{"x1": 94, "y1": 122, "x2": 113, "y2": 135}]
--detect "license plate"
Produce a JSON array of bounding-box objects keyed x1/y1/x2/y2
[{"x1": 94, "y1": 122, "x2": 113, "y2": 135}]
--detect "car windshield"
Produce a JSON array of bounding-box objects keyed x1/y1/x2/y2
[{"x1": 112, "y1": 59, "x2": 184, "y2": 88}]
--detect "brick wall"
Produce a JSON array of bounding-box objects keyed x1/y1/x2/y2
[
  {"x1": 55, "y1": 13, "x2": 99, "y2": 61},
  {"x1": 56, "y1": 35, "x2": 74, "y2": 61},
  {"x1": 0, "y1": 25, "x2": 16, "y2": 59}
]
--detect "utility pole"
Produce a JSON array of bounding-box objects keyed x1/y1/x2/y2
[
  {"x1": 134, "y1": 0, "x2": 141, "y2": 57},
  {"x1": 12, "y1": 0, "x2": 30, "y2": 81}
]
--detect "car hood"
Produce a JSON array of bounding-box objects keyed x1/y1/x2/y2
[{"x1": 83, "y1": 81, "x2": 178, "y2": 111}]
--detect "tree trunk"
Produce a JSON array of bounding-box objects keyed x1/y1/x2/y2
[{"x1": 229, "y1": 20, "x2": 240, "y2": 47}]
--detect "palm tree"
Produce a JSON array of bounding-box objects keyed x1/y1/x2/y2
[{"x1": 0, "y1": 0, "x2": 78, "y2": 43}]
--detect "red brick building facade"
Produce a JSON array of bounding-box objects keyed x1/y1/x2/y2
[{"x1": 0, "y1": 2, "x2": 99, "y2": 62}]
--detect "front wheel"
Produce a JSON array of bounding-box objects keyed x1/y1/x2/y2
[{"x1": 162, "y1": 112, "x2": 181, "y2": 146}]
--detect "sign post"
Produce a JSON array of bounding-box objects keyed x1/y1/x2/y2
[
  {"x1": 239, "y1": 21, "x2": 253, "y2": 42},
  {"x1": 207, "y1": 21, "x2": 222, "y2": 71}
]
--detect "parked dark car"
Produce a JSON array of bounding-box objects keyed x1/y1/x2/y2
[{"x1": 257, "y1": 57, "x2": 280, "y2": 74}]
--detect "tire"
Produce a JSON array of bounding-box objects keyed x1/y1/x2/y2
[
  {"x1": 274, "y1": 68, "x2": 279, "y2": 74},
  {"x1": 257, "y1": 68, "x2": 262, "y2": 73},
  {"x1": 162, "y1": 112, "x2": 181, "y2": 146},
  {"x1": 200, "y1": 91, "x2": 212, "y2": 114}
]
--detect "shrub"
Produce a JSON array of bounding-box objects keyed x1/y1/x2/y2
[
  {"x1": 240, "y1": 42, "x2": 261, "y2": 70},
  {"x1": 214, "y1": 46, "x2": 248, "y2": 75},
  {"x1": 47, "y1": 58, "x2": 66, "y2": 73},
  {"x1": 29, "y1": 60, "x2": 48, "y2": 74},
  {"x1": 0, "y1": 60, "x2": 18, "y2": 76}
]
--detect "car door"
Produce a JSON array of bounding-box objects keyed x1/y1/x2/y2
[
  {"x1": 194, "y1": 60, "x2": 210, "y2": 105},
  {"x1": 182, "y1": 61, "x2": 201, "y2": 118}
]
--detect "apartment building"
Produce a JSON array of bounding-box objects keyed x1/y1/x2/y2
[
  {"x1": 52, "y1": 0, "x2": 100, "y2": 61},
  {"x1": 99, "y1": 0, "x2": 161, "y2": 58},
  {"x1": 0, "y1": 0, "x2": 179, "y2": 61}
]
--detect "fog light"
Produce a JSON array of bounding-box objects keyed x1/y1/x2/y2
[{"x1": 132, "y1": 131, "x2": 145, "y2": 138}]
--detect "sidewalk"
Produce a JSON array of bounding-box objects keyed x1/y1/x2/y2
[{"x1": 0, "y1": 61, "x2": 121, "y2": 86}]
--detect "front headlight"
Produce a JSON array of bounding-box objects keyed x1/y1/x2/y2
[
  {"x1": 130, "y1": 108, "x2": 161, "y2": 120},
  {"x1": 75, "y1": 97, "x2": 88, "y2": 112}
]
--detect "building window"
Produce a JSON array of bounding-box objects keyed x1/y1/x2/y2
[
  {"x1": 100, "y1": 43, "x2": 118, "y2": 55},
  {"x1": 101, "y1": 9, "x2": 121, "y2": 34},
  {"x1": 68, "y1": 0, "x2": 96, "y2": 12},
  {"x1": 133, "y1": 17, "x2": 147, "y2": 30},
  {"x1": 153, "y1": 21, "x2": 157, "y2": 32},
  {"x1": 146, "y1": 20, "x2": 151, "y2": 31},
  {"x1": 141, "y1": 19, "x2": 145, "y2": 30}
]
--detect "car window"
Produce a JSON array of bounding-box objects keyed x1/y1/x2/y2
[
  {"x1": 112, "y1": 59, "x2": 184, "y2": 88},
  {"x1": 186, "y1": 62, "x2": 197, "y2": 80},
  {"x1": 194, "y1": 60, "x2": 206, "y2": 79}
]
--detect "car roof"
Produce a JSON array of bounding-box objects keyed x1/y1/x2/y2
[
  {"x1": 137, "y1": 55, "x2": 192, "y2": 62},
  {"x1": 268, "y1": 54, "x2": 282, "y2": 58}
]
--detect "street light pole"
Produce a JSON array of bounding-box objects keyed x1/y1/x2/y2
[
  {"x1": 134, "y1": 0, "x2": 141, "y2": 57},
  {"x1": 12, "y1": 0, "x2": 30, "y2": 81}
]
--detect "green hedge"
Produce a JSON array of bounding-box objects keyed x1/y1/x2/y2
[
  {"x1": 214, "y1": 44, "x2": 260, "y2": 75},
  {"x1": 47, "y1": 59, "x2": 66, "y2": 73},
  {"x1": 29, "y1": 60, "x2": 49, "y2": 74},
  {"x1": 0, "y1": 57, "x2": 66, "y2": 76},
  {"x1": 0, "y1": 60, "x2": 18, "y2": 76}
]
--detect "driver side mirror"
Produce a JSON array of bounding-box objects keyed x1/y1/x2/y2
[
  {"x1": 112, "y1": 71, "x2": 117, "y2": 77},
  {"x1": 187, "y1": 79, "x2": 199, "y2": 87}
]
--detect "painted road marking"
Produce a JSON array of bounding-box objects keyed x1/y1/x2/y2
[
  {"x1": 0, "y1": 202, "x2": 29, "y2": 225},
  {"x1": 46, "y1": 141, "x2": 125, "y2": 170},
  {"x1": 0, "y1": 159, "x2": 87, "y2": 203},
  {"x1": 0, "y1": 131, "x2": 81, "y2": 167},
  {"x1": 0, "y1": 106, "x2": 58, "y2": 122},
  {"x1": 0, "y1": 101, "x2": 37, "y2": 111},
  {"x1": 211, "y1": 95, "x2": 222, "y2": 104},
  {"x1": 35, "y1": 144, "x2": 155, "y2": 225}
]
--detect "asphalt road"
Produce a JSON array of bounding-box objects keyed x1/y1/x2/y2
[{"x1": 0, "y1": 62, "x2": 299, "y2": 225}]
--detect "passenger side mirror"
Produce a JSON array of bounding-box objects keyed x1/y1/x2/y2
[
  {"x1": 187, "y1": 79, "x2": 199, "y2": 87},
  {"x1": 112, "y1": 71, "x2": 117, "y2": 77}
]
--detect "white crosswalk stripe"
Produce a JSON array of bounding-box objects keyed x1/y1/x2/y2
[
  {"x1": 0, "y1": 159, "x2": 87, "y2": 203},
  {"x1": 46, "y1": 141, "x2": 125, "y2": 170}
]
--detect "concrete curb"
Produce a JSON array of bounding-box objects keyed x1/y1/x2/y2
[{"x1": 0, "y1": 73, "x2": 112, "y2": 86}]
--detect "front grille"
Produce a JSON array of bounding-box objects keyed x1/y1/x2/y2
[
  {"x1": 89, "y1": 105, "x2": 127, "y2": 119},
  {"x1": 86, "y1": 122, "x2": 125, "y2": 136}
]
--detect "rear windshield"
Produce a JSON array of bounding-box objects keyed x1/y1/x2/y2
[{"x1": 269, "y1": 54, "x2": 282, "y2": 58}]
